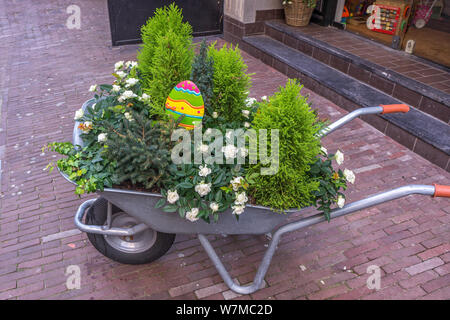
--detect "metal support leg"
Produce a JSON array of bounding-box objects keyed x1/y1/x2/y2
[
  {"x1": 198, "y1": 185, "x2": 435, "y2": 295},
  {"x1": 74, "y1": 198, "x2": 149, "y2": 236}
]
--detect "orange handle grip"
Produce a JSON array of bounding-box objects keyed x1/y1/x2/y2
[
  {"x1": 380, "y1": 104, "x2": 410, "y2": 114},
  {"x1": 434, "y1": 184, "x2": 450, "y2": 198}
]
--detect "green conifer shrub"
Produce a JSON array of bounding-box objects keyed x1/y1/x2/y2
[
  {"x1": 208, "y1": 43, "x2": 251, "y2": 123},
  {"x1": 102, "y1": 110, "x2": 178, "y2": 189},
  {"x1": 137, "y1": 3, "x2": 194, "y2": 111},
  {"x1": 248, "y1": 79, "x2": 321, "y2": 210},
  {"x1": 190, "y1": 39, "x2": 214, "y2": 117}
]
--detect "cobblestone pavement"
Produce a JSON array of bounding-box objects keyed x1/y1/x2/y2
[{"x1": 0, "y1": 0, "x2": 449, "y2": 300}]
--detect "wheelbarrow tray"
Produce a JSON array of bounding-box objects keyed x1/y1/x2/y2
[{"x1": 60, "y1": 170, "x2": 297, "y2": 235}]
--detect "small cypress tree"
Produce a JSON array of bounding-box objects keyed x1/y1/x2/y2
[
  {"x1": 208, "y1": 43, "x2": 251, "y2": 123},
  {"x1": 191, "y1": 39, "x2": 214, "y2": 117},
  {"x1": 137, "y1": 3, "x2": 194, "y2": 111},
  {"x1": 248, "y1": 79, "x2": 321, "y2": 210}
]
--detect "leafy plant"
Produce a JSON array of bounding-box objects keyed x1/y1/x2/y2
[
  {"x1": 248, "y1": 79, "x2": 321, "y2": 210},
  {"x1": 45, "y1": 142, "x2": 117, "y2": 195},
  {"x1": 308, "y1": 151, "x2": 348, "y2": 221},
  {"x1": 138, "y1": 3, "x2": 194, "y2": 110},
  {"x1": 208, "y1": 43, "x2": 252, "y2": 123},
  {"x1": 157, "y1": 162, "x2": 249, "y2": 223}
]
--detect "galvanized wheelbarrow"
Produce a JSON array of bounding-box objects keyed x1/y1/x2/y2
[{"x1": 63, "y1": 101, "x2": 450, "y2": 295}]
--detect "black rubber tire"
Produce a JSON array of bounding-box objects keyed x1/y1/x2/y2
[{"x1": 85, "y1": 197, "x2": 175, "y2": 265}]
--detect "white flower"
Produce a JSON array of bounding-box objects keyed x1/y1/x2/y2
[
  {"x1": 205, "y1": 128, "x2": 212, "y2": 136},
  {"x1": 232, "y1": 204, "x2": 245, "y2": 215},
  {"x1": 139, "y1": 93, "x2": 151, "y2": 103},
  {"x1": 125, "y1": 78, "x2": 139, "y2": 88},
  {"x1": 114, "y1": 61, "x2": 124, "y2": 71},
  {"x1": 261, "y1": 96, "x2": 267, "y2": 101},
  {"x1": 97, "y1": 133, "x2": 107, "y2": 143},
  {"x1": 212, "y1": 112, "x2": 218, "y2": 118},
  {"x1": 118, "y1": 90, "x2": 137, "y2": 102},
  {"x1": 238, "y1": 147, "x2": 248, "y2": 158},
  {"x1": 167, "y1": 190, "x2": 179, "y2": 204},
  {"x1": 89, "y1": 85, "x2": 97, "y2": 92},
  {"x1": 337, "y1": 196, "x2": 345, "y2": 208},
  {"x1": 112, "y1": 84, "x2": 121, "y2": 93},
  {"x1": 343, "y1": 169, "x2": 355, "y2": 184},
  {"x1": 321, "y1": 146, "x2": 327, "y2": 155},
  {"x1": 231, "y1": 176, "x2": 244, "y2": 191},
  {"x1": 124, "y1": 112, "x2": 133, "y2": 121},
  {"x1": 235, "y1": 192, "x2": 248, "y2": 205},
  {"x1": 116, "y1": 71, "x2": 126, "y2": 78},
  {"x1": 74, "y1": 108, "x2": 84, "y2": 120},
  {"x1": 242, "y1": 109, "x2": 250, "y2": 118},
  {"x1": 222, "y1": 145, "x2": 238, "y2": 159},
  {"x1": 244, "y1": 122, "x2": 251, "y2": 128},
  {"x1": 186, "y1": 208, "x2": 199, "y2": 222},
  {"x1": 198, "y1": 165, "x2": 211, "y2": 177},
  {"x1": 195, "y1": 182, "x2": 212, "y2": 197},
  {"x1": 210, "y1": 202, "x2": 219, "y2": 212},
  {"x1": 245, "y1": 97, "x2": 257, "y2": 106},
  {"x1": 197, "y1": 144, "x2": 209, "y2": 154},
  {"x1": 335, "y1": 150, "x2": 344, "y2": 165},
  {"x1": 125, "y1": 61, "x2": 138, "y2": 69}
]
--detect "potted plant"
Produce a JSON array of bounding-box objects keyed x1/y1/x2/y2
[
  {"x1": 46, "y1": 4, "x2": 353, "y2": 224},
  {"x1": 282, "y1": 0, "x2": 317, "y2": 27}
]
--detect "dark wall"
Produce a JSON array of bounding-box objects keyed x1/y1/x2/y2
[{"x1": 108, "y1": 0, "x2": 223, "y2": 46}]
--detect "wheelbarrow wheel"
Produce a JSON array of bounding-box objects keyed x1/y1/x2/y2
[{"x1": 85, "y1": 197, "x2": 175, "y2": 265}]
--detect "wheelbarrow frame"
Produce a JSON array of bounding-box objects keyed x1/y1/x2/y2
[{"x1": 66, "y1": 100, "x2": 448, "y2": 295}]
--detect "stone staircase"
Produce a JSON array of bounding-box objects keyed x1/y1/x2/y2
[{"x1": 233, "y1": 20, "x2": 450, "y2": 171}]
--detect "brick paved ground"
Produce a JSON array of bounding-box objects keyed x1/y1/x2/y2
[{"x1": 0, "y1": 0, "x2": 449, "y2": 300}]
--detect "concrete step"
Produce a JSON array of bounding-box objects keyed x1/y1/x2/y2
[
  {"x1": 264, "y1": 20, "x2": 450, "y2": 125},
  {"x1": 241, "y1": 34, "x2": 450, "y2": 171}
]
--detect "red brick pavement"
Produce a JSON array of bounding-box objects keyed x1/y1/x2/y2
[{"x1": 0, "y1": 0, "x2": 449, "y2": 300}]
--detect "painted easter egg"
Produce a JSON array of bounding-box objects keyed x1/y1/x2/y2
[{"x1": 165, "y1": 80, "x2": 204, "y2": 130}]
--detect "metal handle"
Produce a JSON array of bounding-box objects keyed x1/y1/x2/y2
[
  {"x1": 199, "y1": 184, "x2": 435, "y2": 295},
  {"x1": 318, "y1": 104, "x2": 409, "y2": 137},
  {"x1": 434, "y1": 184, "x2": 450, "y2": 198}
]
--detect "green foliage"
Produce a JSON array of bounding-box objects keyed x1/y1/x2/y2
[
  {"x1": 308, "y1": 152, "x2": 348, "y2": 221},
  {"x1": 157, "y1": 163, "x2": 248, "y2": 223},
  {"x1": 137, "y1": 3, "x2": 194, "y2": 111},
  {"x1": 102, "y1": 110, "x2": 178, "y2": 189},
  {"x1": 208, "y1": 43, "x2": 252, "y2": 123},
  {"x1": 248, "y1": 79, "x2": 321, "y2": 210},
  {"x1": 45, "y1": 142, "x2": 117, "y2": 195},
  {"x1": 191, "y1": 40, "x2": 214, "y2": 117}
]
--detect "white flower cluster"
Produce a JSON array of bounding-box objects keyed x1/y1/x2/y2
[
  {"x1": 198, "y1": 165, "x2": 211, "y2": 177},
  {"x1": 125, "y1": 78, "x2": 139, "y2": 88},
  {"x1": 74, "y1": 108, "x2": 84, "y2": 120},
  {"x1": 97, "y1": 133, "x2": 107, "y2": 143},
  {"x1": 118, "y1": 90, "x2": 137, "y2": 102},
  {"x1": 167, "y1": 190, "x2": 179, "y2": 204},
  {"x1": 195, "y1": 181, "x2": 212, "y2": 197},
  {"x1": 186, "y1": 208, "x2": 199, "y2": 222},
  {"x1": 230, "y1": 176, "x2": 248, "y2": 215},
  {"x1": 332, "y1": 149, "x2": 355, "y2": 184}
]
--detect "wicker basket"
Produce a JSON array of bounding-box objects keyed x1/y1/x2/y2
[{"x1": 284, "y1": 1, "x2": 315, "y2": 27}]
